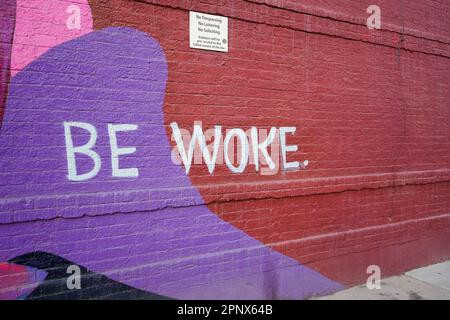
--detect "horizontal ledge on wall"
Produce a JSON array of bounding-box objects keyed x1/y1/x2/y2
[
  {"x1": 199, "y1": 168, "x2": 450, "y2": 203},
  {"x1": 0, "y1": 169, "x2": 449, "y2": 225},
  {"x1": 45, "y1": 213, "x2": 450, "y2": 280},
  {"x1": 138, "y1": 0, "x2": 450, "y2": 58},
  {"x1": 267, "y1": 212, "x2": 450, "y2": 264},
  {"x1": 244, "y1": 0, "x2": 450, "y2": 45}
]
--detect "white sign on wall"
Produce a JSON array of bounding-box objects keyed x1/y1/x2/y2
[{"x1": 189, "y1": 11, "x2": 228, "y2": 52}]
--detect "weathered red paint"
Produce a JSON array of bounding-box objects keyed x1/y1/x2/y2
[
  {"x1": 0, "y1": 0, "x2": 448, "y2": 297},
  {"x1": 85, "y1": 0, "x2": 450, "y2": 286}
]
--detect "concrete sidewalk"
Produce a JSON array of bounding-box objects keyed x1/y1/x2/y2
[{"x1": 314, "y1": 261, "x2": 450, "y2": 300}]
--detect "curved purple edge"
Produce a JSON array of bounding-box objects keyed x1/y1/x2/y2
[{"x1": 0, "y1": 27, "x2": 343, "y2": 299}]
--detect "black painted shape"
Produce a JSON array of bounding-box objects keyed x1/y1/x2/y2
[{"x1": 10, "y1": 252, "x2": 173, "y2": 300}]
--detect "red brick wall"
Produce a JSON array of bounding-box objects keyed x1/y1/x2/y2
[
  {"x1": 102, "y1": 0, "x2": 450, "y2": 285},
  {"x1": 0, "y1": 0, "x2": 449, "y2": 299}
]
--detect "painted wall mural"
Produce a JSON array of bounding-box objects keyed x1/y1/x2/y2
[
  {"x1": 0, "y1": 1, "x2": 342, "y2": 299},
  {"x1": 2, "y1": 0, "x2": 449, "y2": 300},
  {"x1": 2, "y1": 252, "x2": 169, "y2": 300},
  {"x1": 10, "y1": 0, "x2": 93, "y2": 76},
  {"x1": 0, "y1": 0, "x2": 16, "y2": 125}
]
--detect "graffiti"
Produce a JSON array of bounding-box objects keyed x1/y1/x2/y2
[
  {"x1": 2, "y1": 252, "x2": 169, "y2": 299},
  {"x1": 0, "y1": 258, "x2": 47, "y2": 300},
  {"x1": 62, "y1": 120, "x2": 308, "y2": 180},
  {"x1": 0, "y1": 25, "x2": 342, "y2": 299},
  {"x1": 170, "y1": 122, "x2": 309, "y2": 174},
  {"x1": 0, "y1": 0, "x2": 347, "y2": 300},
  {"x1": 63, "y1": 122, "x2": 139, "y2": 181}
]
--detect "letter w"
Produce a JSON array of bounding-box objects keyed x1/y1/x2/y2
[{"x1": 170, "y1": 122, "x2": 221, "y2": 174}]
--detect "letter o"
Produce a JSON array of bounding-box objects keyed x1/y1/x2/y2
[{"x1": 224, "y1": 128, "x2": 249, "y2": 173}]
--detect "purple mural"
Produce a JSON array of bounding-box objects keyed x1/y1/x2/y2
[{"x1": 0, "y1": 26, "x2": 342, "y2": 299}]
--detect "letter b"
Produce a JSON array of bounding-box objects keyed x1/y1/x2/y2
[{"x1": 64, "y1": 122, "x2": 101, "y2": 181}]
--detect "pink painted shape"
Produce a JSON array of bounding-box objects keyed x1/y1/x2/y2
[
  {"x1": 11, "y1": 0, "x2": 93, "y2": 76},
  {"x1": 0, "y1": 262, "x2": 47, "y2": 300}
]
